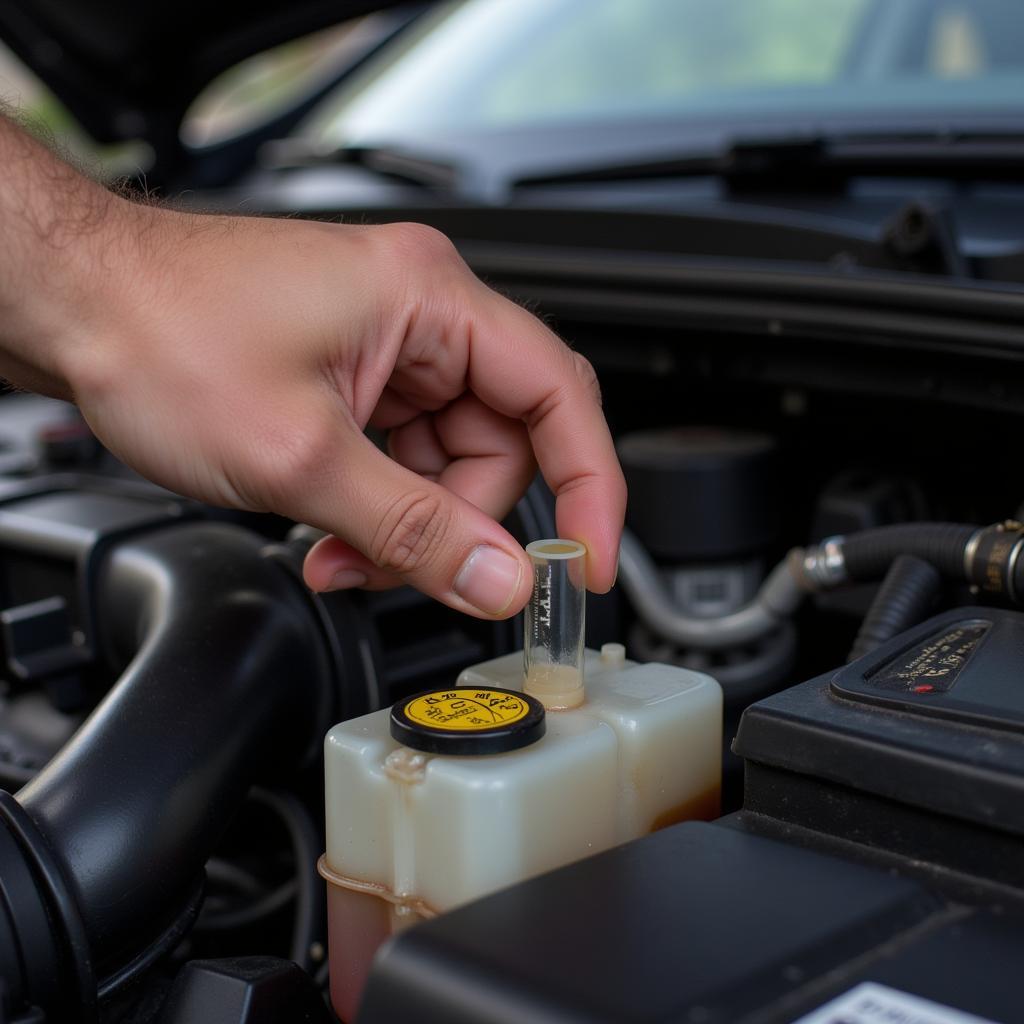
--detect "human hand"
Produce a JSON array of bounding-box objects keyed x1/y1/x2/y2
[{"x1": 64, "y1": 207, "x2": 625, "y2": 618}]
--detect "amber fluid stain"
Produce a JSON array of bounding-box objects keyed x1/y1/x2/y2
[{"x1": 649, "y1": 783, "x2": 721, "y2": 832}]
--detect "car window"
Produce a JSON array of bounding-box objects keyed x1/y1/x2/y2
[
  {"x1": 478, "y1": 0, "x2": 869, "y2": 125},
  {"x1": 308, "y1": 0, "x2": 1024, "y2": 145}
]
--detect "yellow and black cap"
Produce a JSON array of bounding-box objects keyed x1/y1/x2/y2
[{"x1": 390, "y1": 686, "x2": 546, "y2": 756}]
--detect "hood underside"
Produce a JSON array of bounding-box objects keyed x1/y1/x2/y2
[{"x1": 1, "y1": 0, "x2": 413, "y2": 145}]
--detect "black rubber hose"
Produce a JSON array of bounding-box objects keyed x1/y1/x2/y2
[
  {"x1": 841, "y1": 522, "x2": 976, "y2": 581},
  {"x1": 249, "y1": 786, "x2": 324, "y2": 973},
  {"x1": 848, "y1": 555, "x2": 942, "y2": 663},
  {"x1": 12, "y1": 522, "x2": 335, "y2": 998}
]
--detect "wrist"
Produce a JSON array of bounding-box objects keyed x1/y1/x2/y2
[
  {"x1": 0, "y1": 182, "x2": 147, "y2": 401},
  {"x1": 52, "y1": 195, "x2": 167, "y2": 404}
]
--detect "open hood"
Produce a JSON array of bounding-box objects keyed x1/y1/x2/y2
[{"x1": 1, "y1": 0, "x2": 419, "y2": 157}]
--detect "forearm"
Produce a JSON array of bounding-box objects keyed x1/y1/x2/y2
[{"x1": 0, "y1": 113, "x2": 133, "y2": 398}]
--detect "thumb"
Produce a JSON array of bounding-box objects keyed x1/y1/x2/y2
[{"x1": 300, "y1": 433, "x2": 533, "y2": 619}]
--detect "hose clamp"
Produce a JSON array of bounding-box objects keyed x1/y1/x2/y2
[
  {"x1": 962, "y1": 527, "x2": 983, "y2": 582},
  {"x1": 1006, "y1": 533, "x2": 1024, "y2": 606},
  {"x1": 965, "y1": 520, "x2": 1024, "y2": 604},
  {"x1": 800, "y1": 536, "x2": 847, "y2": 590}
]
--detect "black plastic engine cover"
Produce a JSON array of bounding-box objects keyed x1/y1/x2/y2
[{"x1": 357, "y1": 821, "x2": 1024, "y2": 1024}]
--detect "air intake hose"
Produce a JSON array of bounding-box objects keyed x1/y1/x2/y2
[{"x1": 0, "y1": 522, "x2": 334, "y2": 1021}]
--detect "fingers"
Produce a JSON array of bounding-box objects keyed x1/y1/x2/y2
[
  {"x1": 302, "y1": 222, "x2": 623, "y2": 607},
  {"x1": 302, "y1": 535, "x2": 397, "y2": 592},
  {"x1": 309, "y1": 396, "x2": 537, "y2": 597},
  {"x1": 461, "y1": 288, "x2": 626, "y2": 592},
  {"x1": 389, "y1": 395, "x2": 536, "y2": 519},
  {"x1": 387, "y1": 414, "x2": 447, "y2": 479},
  {"x1": 368, "y1": 386, "x2": 422, "y2": 431},
  {"x1": 300, "y1": 428, "x2": 533, "y2": 619}
]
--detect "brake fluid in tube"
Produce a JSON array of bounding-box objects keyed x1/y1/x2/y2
[
  {"x1": 524, "y1": 539, "x2": 586, "y2": 709},
  {"x1": 321, "y1": 538, "x2": 723, "y2": 1022}
]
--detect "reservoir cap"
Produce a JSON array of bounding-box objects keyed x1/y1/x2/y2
[{"x1": 390, "y1": 687, "x2": 546, "y2": 756}]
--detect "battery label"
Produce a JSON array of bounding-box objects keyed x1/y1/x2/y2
[
  {"x1": 868, "y1": 621, "x2": 990, "y2": 693},
  {"x1": 793, "y1": 982, "x2": 1000, "y2": 1024}
]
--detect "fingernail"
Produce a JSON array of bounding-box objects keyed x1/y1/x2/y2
[
  {"x1": 454, "y1": 545, "x2": 523, "y2": 615},
  {"x1": 326, "y1": 569, "x2": 368, "y2": 591}
]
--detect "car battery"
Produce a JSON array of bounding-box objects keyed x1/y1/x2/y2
[{"x1": 736, "y1": 605, "x2": 1024, "y2": 890}]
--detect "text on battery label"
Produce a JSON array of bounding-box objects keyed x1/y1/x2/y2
[{"x1": 792, "y1": 982, "x2": 1000, "y2": 1024}]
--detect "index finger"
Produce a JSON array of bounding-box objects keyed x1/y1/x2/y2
[{"x1": 466, "y1": 288, "x2": 626, "y2": 592}]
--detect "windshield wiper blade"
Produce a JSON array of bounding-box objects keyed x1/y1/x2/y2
[
  {"x1": 261, "y1": 139, "x2": 459, "y2": 190},
  {"x1": 513, "y1": 130, "x2": 1024, "y2": 193}
]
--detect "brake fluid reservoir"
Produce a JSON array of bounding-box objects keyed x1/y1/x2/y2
[{"x1": 320, "y1": 540, "x2": 723, "y2": 1022}]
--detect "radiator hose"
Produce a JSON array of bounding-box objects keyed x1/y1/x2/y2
[
  {"x1": 0, "y1": 522, "x2": 334, "y2": 1022},
  {"x1": 841, "y1": 523, "x2": 977, "y2": 581}
]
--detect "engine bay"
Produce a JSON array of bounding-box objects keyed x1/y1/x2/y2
[
  {"x1": 1, "y1": 278, "x2": 1023, "y2": 1024},
  {"x1": 4, "y1": 0, "x2": 1024, "y2": 1019}
]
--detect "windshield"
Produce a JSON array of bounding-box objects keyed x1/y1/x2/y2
[{"x1": 309, "y1": 0, "x2": 1024, "y2": 148}]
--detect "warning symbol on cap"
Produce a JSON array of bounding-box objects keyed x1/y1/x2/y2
[
  {"x1": 404, "y1": 689, "x2": 531, "y2": 730},
  {"x1": 391, "y1": 686, "x2": 545, "y2": 755}
]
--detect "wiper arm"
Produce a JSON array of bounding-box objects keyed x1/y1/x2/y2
[
  {"x1": 512, "y1": 130, "x2": 1024, "y2": 193},
  {"x1": 260, "y1": 139, "x2": 459, "y2": 191}
]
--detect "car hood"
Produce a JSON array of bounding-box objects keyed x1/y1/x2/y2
[{"x1": 0, "y1": 0, "x2": 421, "y2": 145}]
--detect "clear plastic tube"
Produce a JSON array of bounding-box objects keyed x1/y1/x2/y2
[{"x1": 523, "y1": 539, "x2": 586, "y2": 709}]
